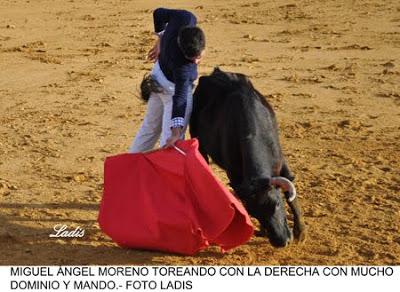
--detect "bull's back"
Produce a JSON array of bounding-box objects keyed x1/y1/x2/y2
[{"x1": 191, "y1": 85, "x2": 283, "y2": 185}]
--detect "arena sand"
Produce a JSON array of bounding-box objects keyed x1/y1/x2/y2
[{"x1": 0, "y1": 0, "x2": 399, "y2": 265}]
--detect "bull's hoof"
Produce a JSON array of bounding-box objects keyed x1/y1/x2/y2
[{"x1": 293, "y1": 223, "x2": 306, "y2": 243}]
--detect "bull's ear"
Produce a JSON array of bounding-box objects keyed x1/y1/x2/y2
[{"x1": 213, "y1": 66, "x2": 221, "y2": 73}]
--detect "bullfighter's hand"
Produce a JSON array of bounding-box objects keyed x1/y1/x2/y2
[
  {"x1": 164, "y1": 127, "x2": 182, "y2": 149},
  {"x1": 147, "y1": 37, "x2": 160, "y2": 62}
]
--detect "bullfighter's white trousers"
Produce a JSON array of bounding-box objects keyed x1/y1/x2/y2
[{"x1": 128, "y1": 61, "x2": 193, "y2": 153}]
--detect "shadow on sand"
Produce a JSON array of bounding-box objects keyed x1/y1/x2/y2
[{"x1": 0, "y1": 202, "x2": 234, "y2": 265}]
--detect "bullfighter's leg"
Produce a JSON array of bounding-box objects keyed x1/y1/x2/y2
[
  {"x1": 159, "y1": 85, "x2": 193, "y2": 148},
  {"x1": 128, "y1": 92, "x2": 163, "y2": 153}
]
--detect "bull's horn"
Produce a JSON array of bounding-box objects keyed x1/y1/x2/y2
[{"x1": 270, "y1": 177, "x2": 297, "y2": 202}]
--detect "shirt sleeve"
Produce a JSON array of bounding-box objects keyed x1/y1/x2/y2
[
  {"x1": 170, "y1": 65, "x2": 193, "y2": 128},
  {"x1": 170, "y1": 117, "x2": 185, "y2": 128},
  {"x1": 153, "y1": 8, "x2": 197, "y2": 33}
]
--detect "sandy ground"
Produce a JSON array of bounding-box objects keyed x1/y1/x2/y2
[{"x1": 0, "y1": 0, "x2": 399, "y2": 265}]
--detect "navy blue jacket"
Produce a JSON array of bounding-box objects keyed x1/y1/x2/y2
[{"x1": 153, "y1": 8, "x2": 198, "y2": 121}]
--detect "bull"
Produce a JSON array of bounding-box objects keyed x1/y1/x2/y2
[{"x1": 190, "y1": 68, "x2": 306, "y2": 247}]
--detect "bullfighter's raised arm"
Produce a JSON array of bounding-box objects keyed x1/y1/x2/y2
[{"x1": 153, "y1": 8, "x2": 197, "y2": 34}]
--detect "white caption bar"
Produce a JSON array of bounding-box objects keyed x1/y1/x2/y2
[{"x1": 0, "y1": 266, "x2": 398, "y2": 292}]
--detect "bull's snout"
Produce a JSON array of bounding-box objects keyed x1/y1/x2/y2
[
  {"x1": 266, "y1": 228, "x2": 293, "y2": 248},
  {"x1": 270, "y1": 237, "x2": 291, "y2": 248}
]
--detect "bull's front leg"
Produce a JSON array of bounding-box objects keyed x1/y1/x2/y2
[
  {"x1": 280, "y1": 158, "x2": 306, "y2": 242},
  {"x1": 284, "y1": 193, "x2": 306, "y2": 242},
  {"x1": 199, "y1": 144, "x2": 209, "y2": 164}
]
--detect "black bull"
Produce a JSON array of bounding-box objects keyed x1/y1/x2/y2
[{"x1": 190, "y1": 68, "x2": 306, "y2": 247}]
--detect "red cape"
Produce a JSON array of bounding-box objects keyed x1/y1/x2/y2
[{"x1": 98, "y1": 139, "x2": 253, "y2": 255}]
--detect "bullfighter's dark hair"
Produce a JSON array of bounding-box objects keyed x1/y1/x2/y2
[{"x1": 178, "y1": 26, "x2": 205, "y2": 59}]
